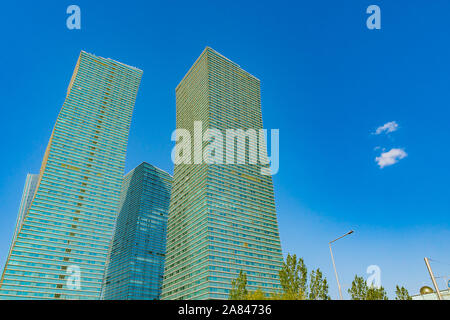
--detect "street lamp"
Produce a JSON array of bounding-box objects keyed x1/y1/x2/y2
[{"x1": 329, "y1": 230, "x2": 354, "y2": 300}]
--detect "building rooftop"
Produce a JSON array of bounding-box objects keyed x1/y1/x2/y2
[
  {"x1": 176, "y1": 46, "x2": 259, "y2": 91},
  {"x1": 80, "y1": 50, "x2": 143, "y2": 72},
  {"x1": 412, "y1": 289, "x2": 450, "y2": 300}
]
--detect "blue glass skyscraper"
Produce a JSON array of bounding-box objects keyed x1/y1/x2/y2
[{"x1": 102, "y1": 162, "x2": 172, "y2": 300}]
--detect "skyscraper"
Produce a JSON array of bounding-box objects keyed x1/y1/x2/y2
[
  {"x1": 161, "y1": 47, "x2": 283, "y2": 300},
  {"x1": 102, "y1": 162, "x2": 172, "y2": 300},
  {"x1": 11, "y1": 174, "x2": 39, "y2": 246},
  {"x1": 0, "y1": 51, "x2": 142, "y2": 299}
]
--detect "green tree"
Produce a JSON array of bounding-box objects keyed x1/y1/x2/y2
[
  {"x1": 366, "y1": 286, "x2": 388, "y2": 300},
  {"x1": 348, "y1": 275, "x2": 368, "y2": 300},
  {"x1": 309, "y1": 268, "x2": 330, "y2": 300},
  {"x1": 247, "y1": 288, "x2": 268, "y2": 300},
  {"x1": 278, "y1": 254, "x2": 307, "y2": 299},
  {"x1": 348, "y1": 275, "x2": 388, "y2": 300},
  {"x1": 395, "y1": 285, "x2": 412, "y2": 300},
  {"x1": 228, "y1": 255, "x2": 332, "y2": 300},
  {"x1": 229, "y1": 270, "x2": 248, "y2": 300}
]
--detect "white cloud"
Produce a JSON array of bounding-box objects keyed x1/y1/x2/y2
[
  {"x1": 373, "y1": 121, "x2": 399, "y2": 135},
  {"x1": 375, "y1": 148, "x2": 407, "y2": 168}
]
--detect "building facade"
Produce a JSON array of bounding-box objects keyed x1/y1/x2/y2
[
  {"x1": 11, "y1": 174, "x2": 39, "y2": 246},
  {"x1": 161, "y1": 47, "x2": 283, "y2": 300},
  {"x1": 102, "y1": 162, "x2": 172, "y2": 300},
  {"x1": 0, "y1": 51, "x2": 142, "y2": 299}
]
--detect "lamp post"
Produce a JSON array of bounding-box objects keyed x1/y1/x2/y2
[
  {"x1": 424, "y1": 257, "x2": 443, "y2": 300},
  {"x1": 329, "y1": 230, "x2": 354, "y2": 300}
]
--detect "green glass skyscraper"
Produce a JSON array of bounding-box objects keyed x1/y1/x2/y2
[
  {"x1": 102, "y1": 162, "x2": 172, "y2": 300},
  {"x1": 161, "y1": 47, "x2": 283, "y2": 300},
  {"x1": 0, "y1": 51, "x2": 142, "y2": 299}
]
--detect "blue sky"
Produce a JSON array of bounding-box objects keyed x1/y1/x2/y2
[{"x1": 0, "y1": 0, "x2": 449, "y2": 299}]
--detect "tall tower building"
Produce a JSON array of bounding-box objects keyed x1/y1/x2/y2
[
  {"x1": 161, "y1": 47, "x2": 283, "y2": 300},
  {"x1": 11, "y1": 174, "x2": 39, "y2": 246},
  {"x1": 0, "y1": 51, "x2": 142, "y2": 299},
  {"x1": 102, "y1": 162, "x2": 172, "y2": 300}
]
